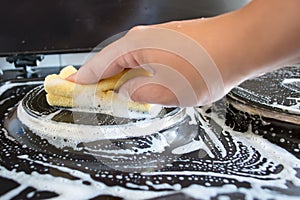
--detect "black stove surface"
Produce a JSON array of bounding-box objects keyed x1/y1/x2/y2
[{"x1": 0, "y1": 67, "x2": 299, "y2": 199}]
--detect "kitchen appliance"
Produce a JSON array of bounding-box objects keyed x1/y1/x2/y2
[{"x1": 1, "y1": 1, "x2": 300, "y2": 199}]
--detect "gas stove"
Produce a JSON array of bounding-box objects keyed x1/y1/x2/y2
[
  {"x1": 0, "y1": 62, "x2": 299, "y2": 199},
  {"x1": 1, "y1": 1, "x2": 299, "y2": 199}
]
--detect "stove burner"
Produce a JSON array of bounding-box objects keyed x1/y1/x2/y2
[
  {"x1": 228, "y1": 66, "x2": 300, "y2": 122},
  {"x1": 21, "y1": 85, "x2": 181, "y2": 125},
  {"x1": 15, "y1": 85, "x2": 188, "y2": 151}
]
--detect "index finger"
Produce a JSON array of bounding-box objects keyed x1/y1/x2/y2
[{"x1": 67, "y1": 36, "x2": 138, "y2": 84}]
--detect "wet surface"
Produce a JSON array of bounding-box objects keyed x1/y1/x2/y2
[
  {"x1": 21, "y1": 85, "x2": 180, "y2": 126},
  {"x1": 229, "y1": 66, "x2": 300, "y2": 116},
  {"x1": 0, "y1": 66, "x2": 300, "y2": 199}
]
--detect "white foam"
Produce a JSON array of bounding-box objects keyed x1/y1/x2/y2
[
  {"x1": 60, "y1": 87, "x2": 164, "y2": 119},
  {"x1": 0, "y1": 81, "x2": 43, "y2": 96},
  {"x1": 17, "y1": 101, "x2": 186, "y2": 149},
  {"x1": 3, "y1": 105, "x2": 300, "y2": 199},
  {"x1": 3, "y1": 81, "x2": 300, "y2": 199},
  {"x1": 271, "y1": 101, "x2": 300, "y2": 114}
]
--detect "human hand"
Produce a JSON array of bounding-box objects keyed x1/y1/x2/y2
[{"x1": 67, "y1": 24, "x2": 226, "y2": 107}]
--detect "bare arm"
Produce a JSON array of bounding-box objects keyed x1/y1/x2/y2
[{"x1": 68, "y1": 0, "x2": 300, "y2": 106}]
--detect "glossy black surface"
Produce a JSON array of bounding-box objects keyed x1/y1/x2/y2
[
  {"x1": 229, "y1": 66, "x2": 300, "y2": 116},
  {"x1": 0, "y1": 0, "x2": 249, "y2": 55},
  {"x1": 0, "y1": 75, "x2": 299, "y2": 199}
]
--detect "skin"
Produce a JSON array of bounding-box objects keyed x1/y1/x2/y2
[{"x1": 68, "y1": 0, "x2": 300, "y2": 107}]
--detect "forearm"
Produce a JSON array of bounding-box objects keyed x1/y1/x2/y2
[
  {"x1": 153, "y1": 0, "x2": 300, "y2": 86},
  {"x1": 227, "y1": 0, "x2": 300, "y2": 75}
]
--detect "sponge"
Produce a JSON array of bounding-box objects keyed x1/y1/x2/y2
[{"x1": 44, "y1": 65, "x2": 151, "y2": 112}]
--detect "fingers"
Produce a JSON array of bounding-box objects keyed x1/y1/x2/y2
[
  {"x1": 117, "y1": 66, "x2": 199, "y2": 107},
  {"x1": 66, "y1": 25, "x2": 177, "y2": 85},
  {"x1": 67, "y1": 37, "x2": 141, "y2": 84},
  {"x1": 65, "y1": 24, "x2": 223, "y2": 106},
  {"x1": 66, "y1": 40, "x2": 124, "y2": 84}
]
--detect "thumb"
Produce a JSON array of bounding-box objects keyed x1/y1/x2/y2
[{"x1": 117, "y1": 76, "x2": 180, "y2": 106}]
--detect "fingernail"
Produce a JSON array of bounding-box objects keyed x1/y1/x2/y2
[
  {"x1": 142, "y1": 65, "x2": 155, "y2": 75},
  {"x1": 66, "y1": 73, "x2": 76, "y2": 82},
  {"x1": 116, "y1": 86, "x2": 131, "y2": 101}
]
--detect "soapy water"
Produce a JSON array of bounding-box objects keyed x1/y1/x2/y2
[
  {"x1": 230, "y1": 66, "x2": 300, "y2": 117},
  {"x1": 282, "y1": 78, "x2": 300, "y2": 93},
  {"x1": 0, "y1": 80, "x2": 300, "y2": 199},
  {"x1": 18, "y1": 86, "x2": 187, "y2": 145}
]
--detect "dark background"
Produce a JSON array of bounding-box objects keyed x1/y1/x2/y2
[{"x1": 0, "y1": 0, "x2": 250, "y2": 56}]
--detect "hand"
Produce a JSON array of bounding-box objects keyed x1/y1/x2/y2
[{"x1": 67, "y1": 24, "x2": 226, "y2": 107}]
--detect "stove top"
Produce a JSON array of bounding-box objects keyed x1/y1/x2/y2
[{"x1": 0, "y1": 66, "x2": 299, "y2": 199}]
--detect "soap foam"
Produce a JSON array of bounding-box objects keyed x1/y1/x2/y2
[
  {"x1": 2, "y1": 80, "x2": 300, "y2": 199},
  {"x1": 17, "y1": 101, "x2": 186, "y2": 149}
]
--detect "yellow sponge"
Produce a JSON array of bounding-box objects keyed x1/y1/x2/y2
[
  {"x1": 44, "y1": 65, "x2": 128, "y2": 98},
  {"x1": 44, "y1": 65, "x2": 151, "y2": 112}
]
